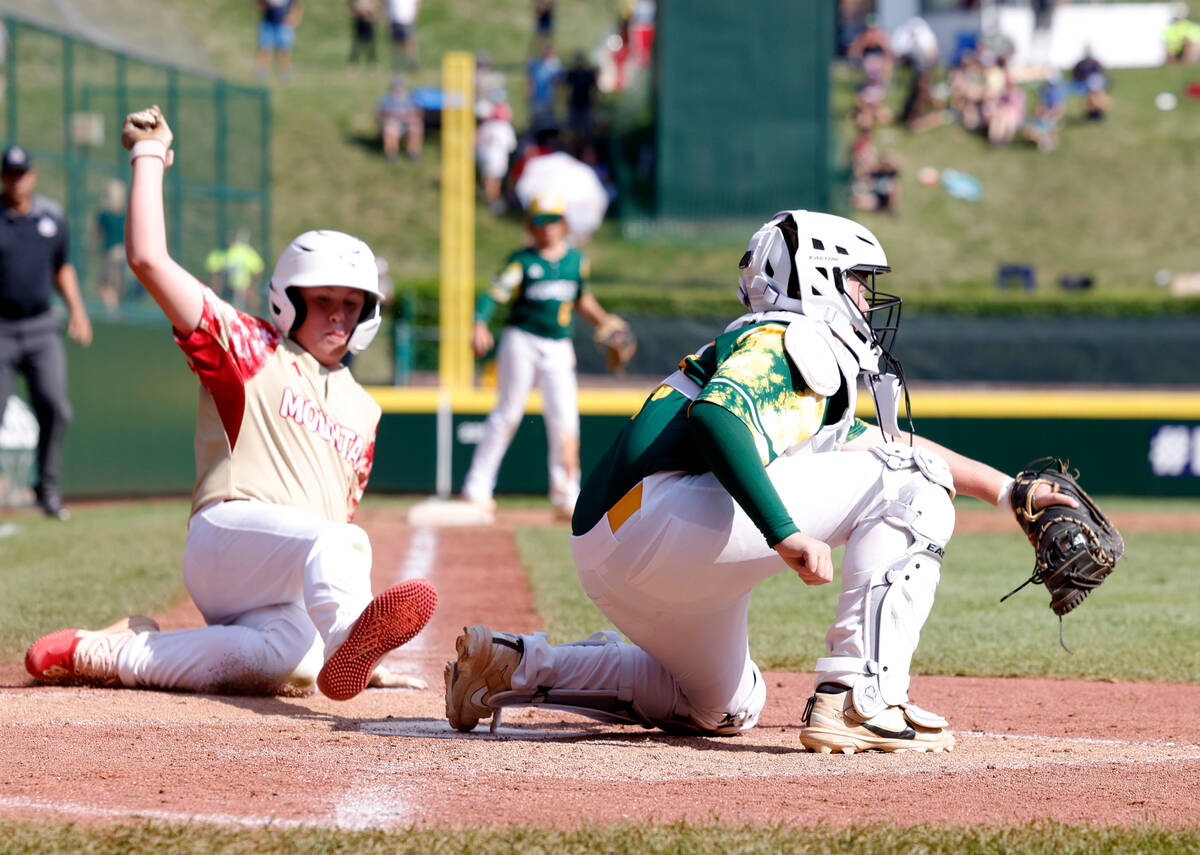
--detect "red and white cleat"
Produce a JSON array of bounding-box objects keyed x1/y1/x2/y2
[
  {"x1": 317, "y1": 578, "x2": 438, "y2": 701},
  {"x1": 25, "y1": 616, "x2": 160, "y2": 686}
]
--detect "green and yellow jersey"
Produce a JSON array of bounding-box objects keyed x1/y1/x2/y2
[
  {"x1": 573, "y1": 320, "x2": 869, "y2": 545},
  {"x1": 476, "y1": 246, "x2": 589, "y2": 340}
]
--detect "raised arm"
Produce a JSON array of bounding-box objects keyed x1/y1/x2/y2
[
  {"x1": 845, "y1": 422, "x2": 1078, "y2": 512},
  {"x1": 121, "y1": 106, "x2": 205, "y2": 336}
]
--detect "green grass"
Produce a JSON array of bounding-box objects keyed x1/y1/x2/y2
[
  {"x1": 0, "y1": 819, "x2": 1197, "y2": 854},
  {"x1": 0, "y1": 500, "x2": 189, "y2": 658},
  {"x1": 514, "y1": 499, "x2": 1200, "y2": 684}
]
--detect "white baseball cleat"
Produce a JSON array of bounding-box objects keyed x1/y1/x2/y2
[
  {"x1": 444, "y1": 625, "x2": 523, "y2": 732},
  {"x1": 25, "y1": 616, "x2": 160, "y2": 686},
  {"x1": 799, "y1": 685, "x2": 955, "y2": 754}
]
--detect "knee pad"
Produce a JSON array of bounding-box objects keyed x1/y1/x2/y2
[{"x1": 817, "y1": 472, "x2": 954, "y2": 720}]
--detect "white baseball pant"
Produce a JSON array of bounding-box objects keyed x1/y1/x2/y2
[
  {"x1": 505, "y1": 447, "x2": 955, "y2": 732},
  {"x1": 462, "y1": 326, "x2": 581, "y2": 511},
  {"x1": 115, "y1": 499, "x2": 374, "y2": 693}
]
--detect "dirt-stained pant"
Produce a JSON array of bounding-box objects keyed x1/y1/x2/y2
[{"x1": 116, "y1": 500, "x2": 374, "y2": 693}]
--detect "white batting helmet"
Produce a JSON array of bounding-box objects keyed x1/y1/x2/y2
[
  {"x1": 736, "y1": 210, "x2": 899, "y2": 371},
  {"x1": 268, "y1": 230, "x2": 383, "y2": 353}
]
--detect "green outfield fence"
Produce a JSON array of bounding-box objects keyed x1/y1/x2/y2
[{"x1": 0, "y1": 13, "x2": 270, "y2": 303}]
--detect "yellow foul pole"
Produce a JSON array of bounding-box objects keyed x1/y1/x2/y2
[{"x1": 438, "y1": 51, "x2": 476, "y2": 391}]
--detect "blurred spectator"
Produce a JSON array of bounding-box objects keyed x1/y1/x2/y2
[
  {"x1": 533, "y1": 0, "x2": 555, "y2": 50},
  {"x1": 949, "y1": 50, "x2": 986, "y2": 131},
  {"x1": 579, "y1": 140, "x2": 618, "y2": 206},
  {"x1": 563, "y1": 51, "x2": 599, "y2": 150},
  {"x1": 852, "y1": 81, "x2": 892, "y2": 130},
  {"x1": 204, "y1": 229, "x2": 265, "y2": 313},
  {"x1": 848, "y1": 15, "x2": 893, "y2": 85},
  {"x1": 347, "y1": 0, "x2": 379, "y2": 71},
  {"x1": 94, "y1": 179, "x2": 126, "y2": 313},
  {"x1": 386, "y1": 0, "x2": 420, "y2": 70},
  {"x1": 477, "y1": 102, "x2": 518, "y2": 214},
  {"x1": 1071, "y1": 49, "x2": 1110, "y2": 121},
  {"x1": 900, "y1": 68, "x2": 945, "y2": 133},
  {"x1": 849, "y1": 127, "x2": 900, "y2": 216},
  {"x1": 891, "y1": 16, "x2": 938, "y2": 72},
  {"x1": 527, "y1": 43, "x2": 563, "y2": 129},
  {"x1": 985, "y1": 57, "x2": 1026, "y2": 146},
  {"x1": 475, "y1": 50, "x2": 507, "y2": 117},
  {"x1": 254, "y1": 0, "x2": 302, "y2": 82},
  {"x1": 376, "y1": 73, "x2": 423, "y2": 162},
  {"x1": 1164, "y1": 15, "x2": 1200, "y2": 64},
  {"x1": 1022, "y1": 72, "x2": 1067, "y2": 152}
]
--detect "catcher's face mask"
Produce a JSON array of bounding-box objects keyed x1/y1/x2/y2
[{"x1": 843, "y1": 266, "x2": 901, "y2": 356}]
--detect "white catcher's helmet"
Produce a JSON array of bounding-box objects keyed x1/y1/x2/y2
[
  {"x1": 268, "y1": 230, "x2": 383, "y2": 353},
  {"x1": 736, "y1": 210, "x2": 899, "y2": 372}
]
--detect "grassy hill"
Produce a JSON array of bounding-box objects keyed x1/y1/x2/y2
[{"x1": 32, "y1": 0, "x2": 1200, "y2": 317}]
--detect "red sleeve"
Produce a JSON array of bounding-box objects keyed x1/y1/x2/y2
[{"x1": 175, "y1": 287, "x2": 281, "y2": 449}]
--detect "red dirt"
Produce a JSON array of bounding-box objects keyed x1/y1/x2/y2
[{"x1": 0, "y1": 505, "x2": 1196, "y2": 830}]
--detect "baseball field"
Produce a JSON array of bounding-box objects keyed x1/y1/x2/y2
[{"x1": 1, "y1": 496, "x2": 1198, "y2": 851}]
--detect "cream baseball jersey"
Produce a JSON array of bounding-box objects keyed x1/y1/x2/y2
[{"x1": 176, "y1": 287, "x2": 381, "y2": 522}]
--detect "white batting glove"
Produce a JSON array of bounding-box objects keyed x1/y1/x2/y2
[{"x1": 369, "y1": 664, "x2": 428, "y2": 690}]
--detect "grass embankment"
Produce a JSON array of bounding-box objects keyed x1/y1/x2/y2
[{"x1": 151, "y1": 1, "x2": 1200, "y2": 319}]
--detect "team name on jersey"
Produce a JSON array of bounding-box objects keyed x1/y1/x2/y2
[
  {"x1": 279, "y1": 387, "x2": 364, "y2": 464},
  {"x1": 523, "y1": 279, "x2": 578, "y2": 302}
]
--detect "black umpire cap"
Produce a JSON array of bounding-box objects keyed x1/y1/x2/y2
[{"x1": 1, "y1": 145, "x2": 32, "y2": 174}]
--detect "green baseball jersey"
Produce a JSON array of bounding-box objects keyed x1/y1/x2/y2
[
  {"x1": 573, "y1": 320, "x2": 869, "y2": 542},
  {"x1": 476, "y1": 246, "x2": 589, "y2": 340}
]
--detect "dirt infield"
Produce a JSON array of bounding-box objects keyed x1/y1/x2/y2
[{"x1": 0, "y1": 506, "x2": 1197, "y2": 830}]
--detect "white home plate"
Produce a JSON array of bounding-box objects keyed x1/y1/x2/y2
[{"x1": 359, "y1": 717, "x2": 569, "y2": 740}]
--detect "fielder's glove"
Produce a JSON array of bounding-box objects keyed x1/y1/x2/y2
[
  {"x1": 593, "y1": 314, "x2": 637, "y2": 374},
  {"x1": 1005, "y1": 457, "x2": 1125, "y2": 617},
  {"x1": 121, "y1": 104, "x2": 175, "y2": 165}
]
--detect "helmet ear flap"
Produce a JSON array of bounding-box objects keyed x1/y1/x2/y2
[{"x1": 285, "y1": 286, "x2": 307, "y2": 334}]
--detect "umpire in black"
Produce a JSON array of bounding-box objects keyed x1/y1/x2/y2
[{"x1": 0, "y1": 145, "x2": 92, "y2": 519}]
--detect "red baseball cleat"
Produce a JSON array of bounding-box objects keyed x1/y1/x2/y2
[
  {"x1": 25, "y1": 616, "x2": 160, "y2": 686},
  {"x1": 317, "y1": 578, "x2": 438, "y2": 701}
]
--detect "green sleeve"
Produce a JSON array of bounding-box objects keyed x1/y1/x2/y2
[
  {"x1": 689, "y1": 400, "x2": 799, "y2": 547},
  {"x1": 475, "y1": 292, "x2": 497, "y2": 324}
]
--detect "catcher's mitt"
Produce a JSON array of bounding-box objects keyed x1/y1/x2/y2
[
  {"x1": 593, "y1": 314, "x2": 637, "y2": 374},
  {"x1": 1005, "y1": 457, "x2": 1125, "y2": 617}
]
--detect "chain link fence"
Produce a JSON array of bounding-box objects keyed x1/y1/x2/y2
[{"x1": 1, "y1": 13, "x2": 271, "y2": 314}]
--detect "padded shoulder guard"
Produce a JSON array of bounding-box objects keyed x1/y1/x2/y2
[
  {"x1": 782, "y1": 315, "x2": 845, "y2": 397},
  {"x1": 1007, "y1": 458, "x2": 1125, "y2": 616}
]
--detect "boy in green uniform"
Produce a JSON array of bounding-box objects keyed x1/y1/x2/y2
[{"x1": 462, "y1": 192, "x2": 622, "y2": 520}]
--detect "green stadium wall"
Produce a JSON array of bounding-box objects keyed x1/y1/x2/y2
[{"x1": 23, "y1": 318, "x2": 1200, "y2": 500}]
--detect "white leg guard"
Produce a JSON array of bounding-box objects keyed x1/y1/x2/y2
[{"x1": 815, "y1": 446, "x2": 955, "y2": 721}]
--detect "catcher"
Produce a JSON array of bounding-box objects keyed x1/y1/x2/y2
[
  {"x1": 444, "y1": 209, "x2": 1119, "y2": 754},
  {"x1": 461, "y1": 191, "x2": 635, "y2": 521}
]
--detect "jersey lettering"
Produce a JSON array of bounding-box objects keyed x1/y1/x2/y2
[
  {"x1": 279, "y1": 386, "x2": 364, "y2": 465},
  {"x1": 523, "y1": 279, "x2": 579, "y2": 302}
]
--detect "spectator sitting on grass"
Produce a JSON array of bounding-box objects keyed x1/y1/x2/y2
[
  {"x1": 848, "y1": 14, "x2": 894, "y2": 86},
  {"x1": 1022, "y1": 72, "x2": 1066, "y2": 152},
  {"x1": 900, "y1": 67, "x2": 946, "y2": 134},
  {"x1": 377, "y1": 73, "x2": 423, "y2": 162},
  {"x1": 1071, "y1": 48, "x2": 1110, "y2": 121}
]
